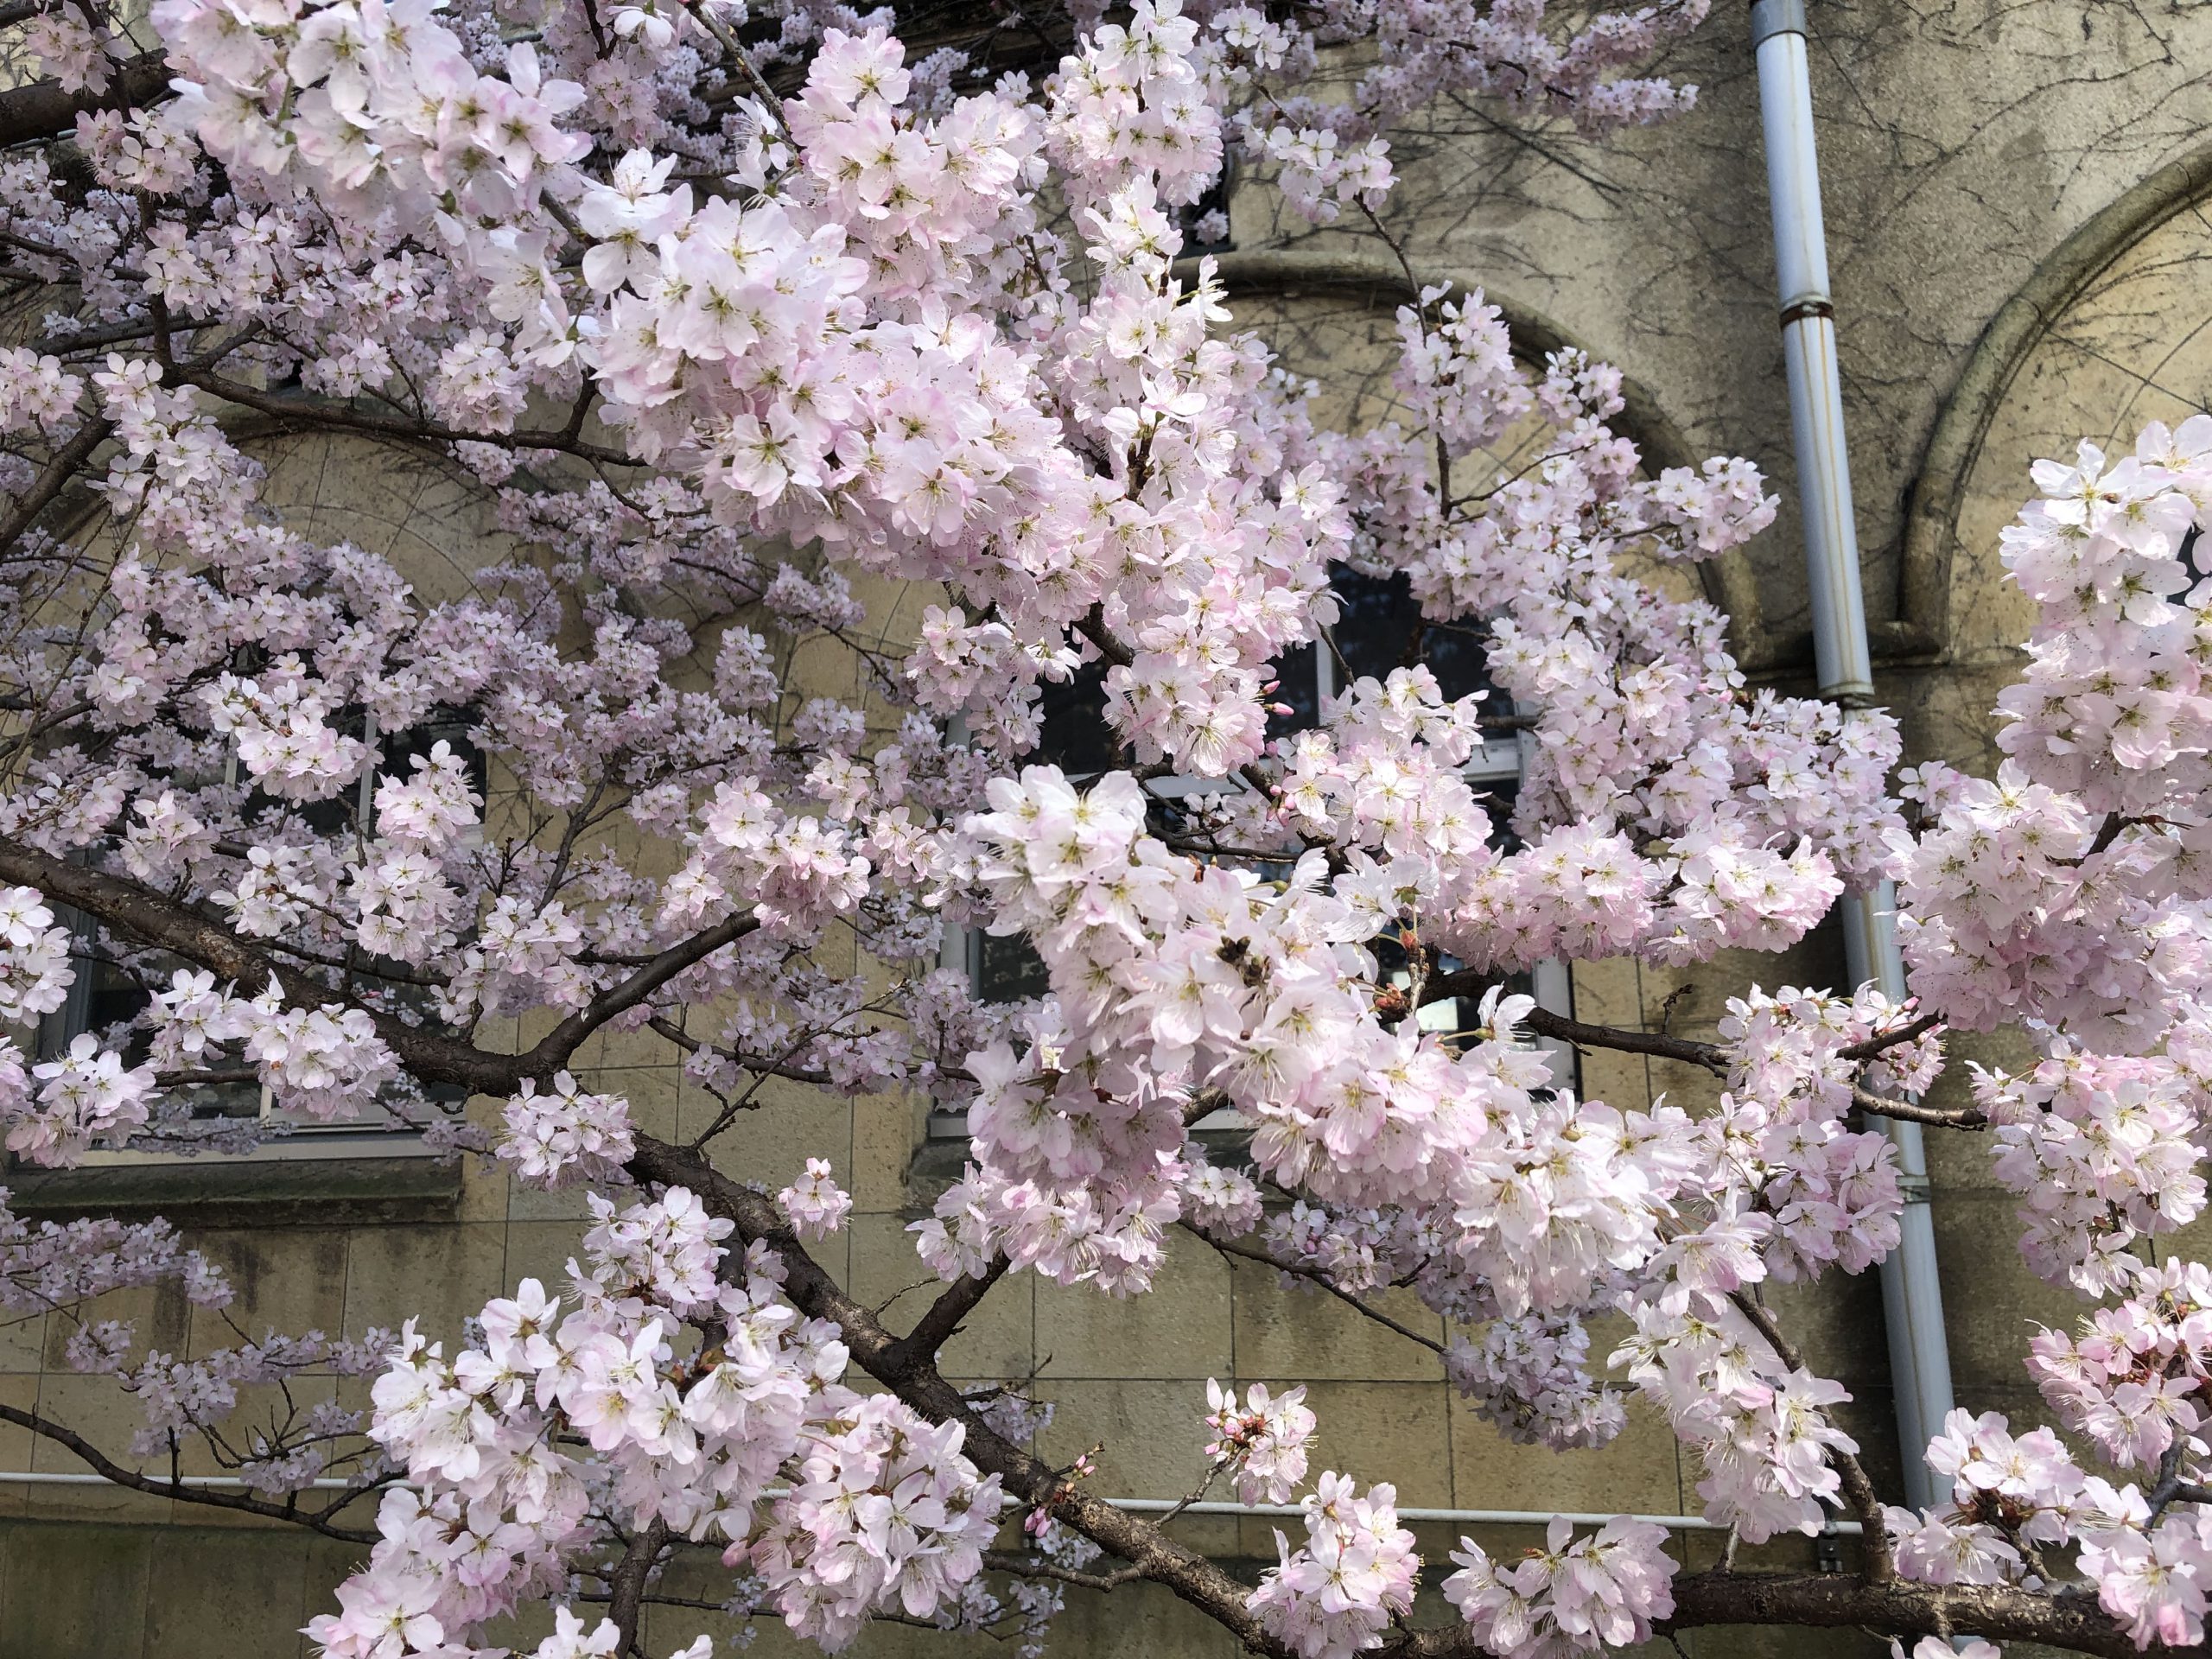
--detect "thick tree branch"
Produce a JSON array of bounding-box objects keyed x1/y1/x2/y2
[
  {"x1": 1419, "y1": 969, "x2": 1728, "y2": 1067},
  {"x1": 607, "y1": 1517, "x2": 672, "y2": 1655},
  {"x1": 0, "y1": 53, "x2": 172, "y2": 148},
  {"x1": 0, "y1": 1401, "x2": 376, "y2": 1543},
  {"x1": 0, "y1": 835, "x2": 753, "y2": 1096},
  {"x1": 882, "y1": 1256, "x2": 1013, "y2": 1375},
  {"x1": 1394, "y1": 1573, "x2": 2144, "y2": 1659},
  {"x1": 1522, "y1": 1002, "x2": 1726, "y2": 1071},
  {"x1": 0, "y1": 417, "x2": 111, "y2": 556}
]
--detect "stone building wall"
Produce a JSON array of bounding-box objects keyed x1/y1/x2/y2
[{"x1": 14, "y1": 0, "x2": 2212, "y2": 1651}]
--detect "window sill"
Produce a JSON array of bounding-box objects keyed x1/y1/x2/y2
[{"x1": 6, "y1": 1151, "x2": 464, "y2": 1228}]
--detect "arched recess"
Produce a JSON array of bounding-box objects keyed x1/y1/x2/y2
[
  {"x1": 1904, "y1": 143, "x2": 2212, "y2": 659},
  {"x1": 1184, "y1": 248, "x2": 1772, "y2": 667}
]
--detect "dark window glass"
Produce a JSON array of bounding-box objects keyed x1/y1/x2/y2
[
  {"x1": 37, "y1": 918, "x2": 262, "y2": 1122},
  {"x1": 1268, "y1": 567, "x2": 1503, "y2": 741},
  {"x1": 40, "y1": 711, "x2": 493, "y2": 1141},
  {"x1": 975, "y1": 577, "x2": 1518, "y2": 1009},
  {"x1": 1036, "y1": 661, "x2": 1120, "y2": 780},
  {"x1": 1332, "y1": 566, "x2": 1498, "y2": 704},
  {"x1": 1267, "y1": 640, "x2": 1321, "y2": 739},
  {"x1": 974, "y1": 931, "x2": 1052, "y2": 1004},
  {"x1": 291, "y1": 706, "x2": 486, "y2": 838}
]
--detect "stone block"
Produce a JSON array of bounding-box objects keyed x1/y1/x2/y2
[
  {"x1": 0, "y1": 1518, "x2": 153, "y2": 1658},
  {"x1": 846, "y1": 1212, "x2": 1025, "y2": 1380},
  {"x1": 851, "y1": 1090, "x2": 925, "y2": 1217},
  {"x1": 1229, "y1": 1255, "x2": 1443, "y2": 1382},
  {"x1": 1036, "y1": 1232, "x2": 1230, "y2": 1380},
  {"x1": 1296, "y1": 1379, "x2": 1454, "y2": 1506},
  {"x1": 143, "y1": 1524, "x2": 315, "y2": 1659},
  {"x1": 340, "y1": 1221, "x2": 507, "y2": 1345},
  {"x1": 186, "y1": 1228, "x2": 349, "y2": 1362},
  {"x1": 1448, "y1": 1391, "x2": 1685, "y2": 1516},
  {"x1": 683, "y1": 1075, "x2": 853, "y2": 1203}
]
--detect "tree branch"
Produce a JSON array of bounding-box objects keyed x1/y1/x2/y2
[
  {"x1": 1522, "y1": 1002, "x2": 1726, "y2": 1071},
  {"x1": 0, "y1": 53, "x2": 172, "y2": 148},
  {"x1": 618, "y1": 1132, "x2": 2152, "y2": 1659},
  {"x1": 1393, "y1": 1573, "x2": 2144, "y2": 1659},
  {"x1": 1196, "y1": 1230, "x2": 1445, "y2": 1355},
  {"x1": 1726, "y1": 1292, "x2": 1891, "y2": 1579},
  {"x1": 1418, "y1": 970, "x2": 1728, "y2": 1068},
  {"x1": 0, "y1": 417, "x2": 111, "y2": 556},
  {"x1": 882, "y1": 1256, "x2": 1013, "y2": 1375},
  {"x1": 0, "y1": 834, "x2": 754, "y2": 1096},
  {"x1": 0, "y1": 1401, "x2": 376, "y2": 1543},
  {"x1": 175, "y1": 368, "x2": 635, "y2": 467},
  {"x1": 606, "y1": 1517, "x2": 671, "y2": 1656},
  {"x1": 982, "y1": 1549, "x2": 1148, "y2": 1592},
  {"x1": 1853, "y1": 1086, "x2": 1985, "y2": 1130},
  {"x1": 1838, "y1": 1011, "x2": 1942, "y2": 1062}
]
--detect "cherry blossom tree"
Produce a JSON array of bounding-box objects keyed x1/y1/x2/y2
[{"x1": 0, "y1": 0, "x2": 2201, "y2": 1654}]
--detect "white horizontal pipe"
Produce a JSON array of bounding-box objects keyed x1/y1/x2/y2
[
  {"x1": 0, "y1": 1471, "x2": 1863, "y2": 1535},
  {"x1": 1111, "y1": 1497, "x2": 1860, "y2": 1533}
]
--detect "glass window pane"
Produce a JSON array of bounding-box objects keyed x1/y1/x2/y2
[
  {"x1": 1036, "y1": 661, "x2": 1120, "y2": 779},
  {"x1": 1332, "y1": 566, "x2": 1501, "y2": 706},
  {"x1": 974, "y1": 932, "x2": 1050, "y2": 1004}
]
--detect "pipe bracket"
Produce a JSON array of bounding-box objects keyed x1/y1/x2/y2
[
  {"x1": 1751, "y1": 0, "x2": 1808, "y2": 43},
  {"x1": 1780, "y1": 296, "x2": 1835, "y2": 326}
]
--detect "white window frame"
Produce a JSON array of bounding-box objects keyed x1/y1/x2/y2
[{"x1": 30, "y1": 714, "x2": 486, "y2": 1170}]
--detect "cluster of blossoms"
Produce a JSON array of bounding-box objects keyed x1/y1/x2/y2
[
  {"x1": 1974, "y1": 1046, "x2": 2208, "y2": 1293},
  {"x1": 0, "y1": 1194, "x2": 229, "y2": 1319},
  {"x1": 1897, "y1": 418, "x2": 2212, "y2": 1049},
  {"x1": 1708, "y1": 985, "x2": 1923, "y2": 1284},
  {"x1": 498, "y1": 1071, "x2": 638, "y2": 1189},
  {"x1": 111, "y1": 1326, "x2": 391, "y2": 1489},
  {"x1": 1203, "y1": 1378, "x2": 1316, "y2": 1503},
  {"x1": 2027, "y1": 1255, "x2": 2212, "y2": 1471},
  {"x1": 1878, "y1": 1405, "x2": 2212, "y2": 1649},
  {"x1": 0, "y1": 886, "x2": 73, "y2": 1026},
  {"x1": 6, "y1": 1033, "x2": 155, "y2": 1165},
  {"x1": 1444, "y1": 1516, "x2": 1676, "y2": 1659},
  {"x1": 1615, "y1": 1287, "x2": 1861, "y2": 1543},
  {"x1": 1248, "y1": 1474, "x2": 1421, "y2": 1659},
  {"x1": 1447, "y1": 1315, "x2": 1627, "y2": 1451},
  {"x1": 778, "y1": 1157, "x2": 854, "y2": 1238},
  {"x1": 325, "y1": 1189, "x2": 1003, "y2": 1657}
]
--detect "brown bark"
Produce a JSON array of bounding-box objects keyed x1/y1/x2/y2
[
  {"x1": 0, "y1": 836, "x2": 756, "y2": 1096},
  {"x1": 0, "y1": 52, "x2": 172, "y2": 148}
]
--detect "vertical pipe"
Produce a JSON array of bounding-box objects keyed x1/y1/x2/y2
[{"x1": 1751, "y1": 0, "x2": 1955, "y2": 1512}]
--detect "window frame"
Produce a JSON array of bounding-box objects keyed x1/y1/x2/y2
[
  {"x1": 18, "y1": 709, "x2": 489, "y2": 1171},
  {"x1": 929, "y1": 626, "x2": 1577, "y2": 1140}
]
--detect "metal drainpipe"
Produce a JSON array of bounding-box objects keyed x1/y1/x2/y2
[{"x1": 1750, "y1": 0, "x2": 1956, "y2": 1512}]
